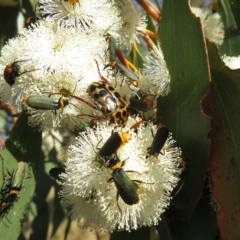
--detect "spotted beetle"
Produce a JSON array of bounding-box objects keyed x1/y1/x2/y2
[{"x1": 87, "y1": 80, "x2": 129, "y2": 126}]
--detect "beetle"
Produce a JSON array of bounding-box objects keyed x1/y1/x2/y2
[
  {"x1": 87, "y1": 80, "x2": 129, "y2": 126},
  {"x1": 211, "y1": 2, "x2": 218, "y2": 13},
  {"x1": 148, "y1": 123, "x2": 169, "y2": 156},
  {"x1": 64, "y1": 0, "x2": 79, "y2": 4},
  {"x1": 104, "y1": 61, "x2": 139, "y2": 87},
  {"x1": 103, "y1": 34, "x2": 139, "y2": 87},
  {"x1": 0, "y1": 162, "x2": 28, "y2": 216},
  {"x1": 108, "y1": 163, "x2": 140, "y2": 206},
  {"x1": 24, "y1": 95, "x2": 69, "y2": 111},
  {"x1": 25, "y1": 8, "x2": 39, "y2": 28},
  {"x1": 98, "y1": 131, "x2": 132, "y2": 165},
  {"x1": 49, "y1": 167, "x2": 65, "y2": 180},
  {"x1": 105, "y1": 156, "x2": 139, "y2": 208},
  {"x1": 138, "y1": 90, "x2": 156, "y2": 110},
  {"x1": 96, "y1": 131, "x2": 139, "y2": 207},
  {"x1": 105, "y1": 33, "x2": 117, "y2": 63},
  {"x1": 4, "y1": 60, "x2": 35, "y2": 86},
  {"x1": 129, "y1": 97, "x2": 149, "y2": 117},
  {"x1": 4, "y1": 62, "x2": 21, "y2": 86},
  {"x1": 25, "y1": 15, "x2": 39, "y2": 28},
  {"x1": 180, "y1": 156, "x2": 189, "y2": 177}
]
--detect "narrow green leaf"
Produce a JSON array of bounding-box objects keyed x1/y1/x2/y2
[
  {"x1": 159, "y1": 0, "x2": 210, "y2": 219},
  {"x1": 227, "y1": 0, "x2": 240, "y2": 30},
  {"x1": 0, "y1": 111, "x2": 42, "y2": 239},
  {"x1": 218, "y1": 0, "x2": 240, "y2": 55},
  {"x1": 203, "y1": 40, "x2": 240, "y2": 239}
]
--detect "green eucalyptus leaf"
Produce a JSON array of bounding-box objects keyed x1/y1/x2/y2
[
  {"x1": 227, "y1": 0, "x2": 240, "y2": 30},
  {"x1": 0, "y1": 111, "x2": 42, "y2": 239},
  {"x1": 202, "y1": 39, "x2": 240, "y2": 239},
  {"x1": 218, "y1": 0, "x2": 240, "y2": 55},
  {"x1": 159, "y1": 0, "x2": 210, "y2": 219}
]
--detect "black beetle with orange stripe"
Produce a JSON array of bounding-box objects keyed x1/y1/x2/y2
[
  {"x1": 98, "y1": 131, "x2": 132, "y2": 162},
  {"x1": 105, "y1": 33, "x2": 116, "y2": 63},
  {"x1": 4, "y1": 62, "x2": 21, "y2": 86},
  {"x1": 4, "y1": 60, "x2": 36, "y2": 86},
  {"x1": 96, "y1": 131, "x2": 139, "y2": 207},
  {"x1": 24, "y1": 95, "x2": 69, "y2": 111},
  {"x1": 25, "y1": 13, "x2": 39, "y2": 28},
  {"x1": 148, "y1": 123, "x2": 169, "y2": 156},
  {"x1": 0, "y1": 162, "x2": 28, "y2": 216},
  {"x1": 108, "y1": 159, "x2": 140, "y2": 206},
  {"x1": 104, "y1": 61, "x2": 139, "y2": 88}
]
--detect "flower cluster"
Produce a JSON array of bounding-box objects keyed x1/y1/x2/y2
[
  {"x1": 0, "y1": 0, "x2": 171, "y2": 131},
  {"x1": 59, "y1": 119, "x2": 183, "y2": 231},
  {"x1": 0, "y1": 0, "x2": 190, "y2": 232}
]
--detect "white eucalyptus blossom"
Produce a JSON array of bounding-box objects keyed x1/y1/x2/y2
[
  {"x1": 0, "y1": 18, "x2": 108, "y2": 110},
  {"x1": 15, "y1": 19, "x2": 106, "y2": 78},
  {"x1": 24, "y1": 72, "x2": 105, "y2": 131},
  {"x1": 38, "y1": 0, "x2": 121, "y2": 32},
  {"x1": 142, "y1": 44, "x2": 171, "y2": 97},
  {"x1": 0, "y1": 32, "x2": 37, "y2": 102},
  {"x1": 222, "y1": 55, "x2": 240, "y2": 69},
  {"x1": 59, "y1": 119, "x2": 182, "y2": 231},
  {"x1": 114, "y1": 0, "x2": 147, "y2": 50},
  {"x1": 191, "y1": 6, "x2": 224, "y2": 45}
]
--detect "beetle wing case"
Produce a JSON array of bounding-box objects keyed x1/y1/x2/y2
[{"x1": 112, "y1": 168, "x2": 139, "y2": 205}]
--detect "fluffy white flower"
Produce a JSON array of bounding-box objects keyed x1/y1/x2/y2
[
  {"x1": 59, "y1": 120, "x2": 182, "y2": 231},
  {"x1": 114, "y1": 0, "x2": 147, "y2": 50},
  {"x1": 222, "y1": 55, "x2": 240, "y2": 69},
  {"x1": 38, "y1": 0, "x2": 121, "y2": 32},
  {"x1": 23, "y1": 71, "x2": 106, "y2": 131},
  {"x1": 142, "y1": 44, "x2": 171, "y2": 97},
  {"x1": 15, "y1": 19, "x2": 106, "y2": 78},
  {"x1": 191, "y1": 6, "x2": 224, "y2": 45},
  {"x1": 0, "y1": 18, "x2": 108, "y2": 114}
]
